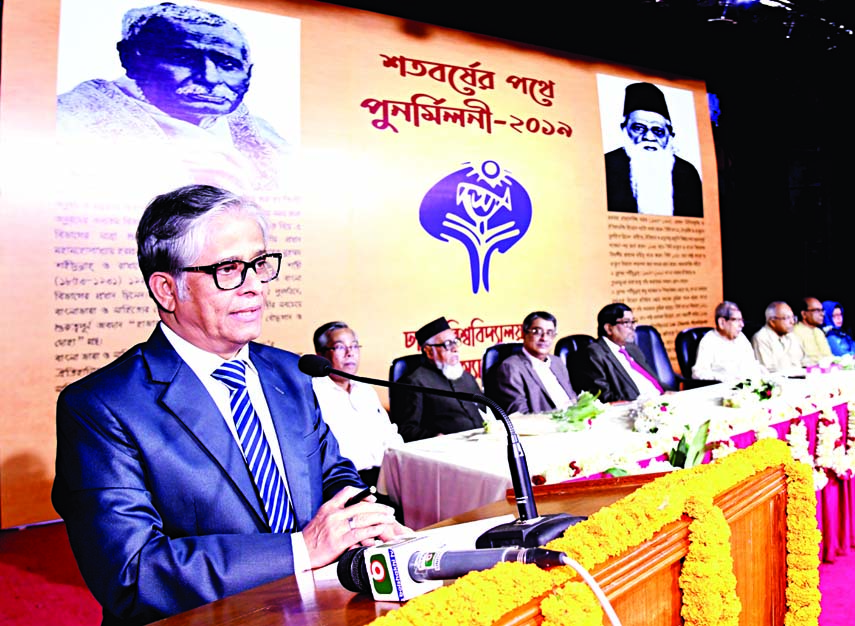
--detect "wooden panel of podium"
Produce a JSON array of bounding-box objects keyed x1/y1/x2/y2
[{"x1": 154, "y1": 467, "x2": 788, "y2": 625}]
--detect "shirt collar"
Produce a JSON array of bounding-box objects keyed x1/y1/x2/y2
[{"x1": 159, "y1": 322, "x2": 254, "y2": 376}]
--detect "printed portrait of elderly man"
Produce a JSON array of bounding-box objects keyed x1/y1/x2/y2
[
  {"x1": 601, "y1": 80, "x2": 704, "y2": 218},
  {"x1": 56, "y1": 2, "x2": 294, "y2": 194}
]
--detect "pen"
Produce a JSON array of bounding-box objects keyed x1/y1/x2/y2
[{"x1": 345, "y1": 485, "x2": 376, "y2": 507}]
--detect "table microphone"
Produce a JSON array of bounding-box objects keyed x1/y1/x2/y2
[
  {"x1": 298, "y1": 354, "x2": 584, "y2": 548},
  {"x1": 337, "y1": 536, "x2": 567, "y2": 600}
]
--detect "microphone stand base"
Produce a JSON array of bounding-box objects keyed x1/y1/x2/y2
[{"x1": 475, "y1": 513, "x2": 586, "y2": 549}]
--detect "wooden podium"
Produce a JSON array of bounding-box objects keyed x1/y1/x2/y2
[{"x1": 154, "y1": 467, "x2": 789, "y2": 626}]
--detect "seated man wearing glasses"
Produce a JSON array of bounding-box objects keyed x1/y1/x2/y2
[
  {"x1": 692, "y1": 301, "x2": 766, "y2": 383},
  {"x1": 574, "y1": 303, "x2": 665, "y2": 403},
  {"x1": 391, "y1": 316, "x2": 486, "y2": 442},
  {"x1": 751, "y1": 301, "x2": 806, "y2": 373},
  {"x1": 311, "y1": 321, "x2": 403, "y2": 488},
  {"x1": 493, "y1": 311, "x2": 577, "y2": 414}
]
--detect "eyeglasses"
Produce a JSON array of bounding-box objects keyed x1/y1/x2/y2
[
  {"x1": 614, "y1": 319, "x2": 638, "y2": 327},
  {"x1": 725, "y1": 317, "x2": 744, "y2": 323},
  {"x1": 627, "y1": 122, "x2": 670, "y2": 139},
  {"x1": 527, "y1": 328, "x2": 556, "y2": 338},
  {"x1": 181, "y1": 252, "x2": 282, "y2": 291},
  {"x1": 425, "y1": 338, "x2": 460, "y2": 351},
  {"x1": 772, "y1": 316, "x2": 797, "y2": 323},
  {"x1": 805, "y1": 308, "x2": 824, "y2": 313},
  {"x1": 326, "y1": 343, "x2": 361, "y2": 356}
]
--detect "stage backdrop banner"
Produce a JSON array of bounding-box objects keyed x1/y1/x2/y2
[{"x1": 0, "y1": 0, "x2": 721, "y2": 526}]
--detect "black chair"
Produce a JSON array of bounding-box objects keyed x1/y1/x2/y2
[
  {"x1": 554, "y1": 334, "x2": 594, "y2": 392},
  {"x1": 389, "y1": 354, "x2": 424, "y2": 383},
  {"x1": 633, "y1": 325, "x2": 684, "y2": 391},
  {"x1": 675, "y1": 327, "x2": 713, "y2": 379},
  {"x1": 481, "y1": 342, "x2": 524, "y2": 400}
]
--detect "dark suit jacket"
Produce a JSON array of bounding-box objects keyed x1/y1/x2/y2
[
  {"x1": 604, "y1": 147, "x2": 704, "y2": 218},
  {"x1": 573, "y1": 338, "x2": 663, "y2": 403},
  {"x1": 493, "y1": 352, "x2": 577, "y2": 414},
  {"x1": 52, "y1": 326, "x2": 361, "y2": 626},
  {"x1": 390, "y1": 359, "x2": 484, "y2": 442}
]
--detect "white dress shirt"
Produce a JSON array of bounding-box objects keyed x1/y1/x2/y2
[
  {"x1": 522, "y1": 349, "x2": 572, "y2": 409},
  {"x1": 312, "y1": 376, "x2": 403, "y2": 471}
]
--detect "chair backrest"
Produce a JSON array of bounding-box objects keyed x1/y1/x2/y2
[
  {"x1": 633, "y1": 325, "x2": 678, "y2": 390},
  {"x1": 554, "y1": 334, "x2": 595, "y2": 392},
  {"x1": 481, "y1": 342, "x2": 524, "y2": 399},
  {"x1": 674, "y1": 327, "x2": 713, "y2": 379},
  {"x1": 389, "y1": 354, "x2": 424, "y2": 383}
]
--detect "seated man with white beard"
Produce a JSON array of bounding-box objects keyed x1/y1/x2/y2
[
  {"x1": 604, "y1": 82, "x2": 703, "y2": 218},
  {"x1": 390, "y1": 317, "x2": 486, "y2": 442}
]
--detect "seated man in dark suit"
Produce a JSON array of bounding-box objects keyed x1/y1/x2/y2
[
  {"x1": 493, "y1": 311, "x2": 577, "y2": 414},
  {"x1": 574, "y1": 303, "x2": 665, "y2": 403},
  {"x1": 391, "y1": 316, "x2": 485, "y2": 442},
  {"x1": 52, "y1": 185, "x2": 404, "y2": 625}
]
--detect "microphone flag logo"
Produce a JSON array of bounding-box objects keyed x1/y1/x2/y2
[
  {"x1": 419, "y1": 160, "x2": 532, "y2": 294},
  {"x1": 369, "y1": 554, "x2": 393, "y2": 594}
]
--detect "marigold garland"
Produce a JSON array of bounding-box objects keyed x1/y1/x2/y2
[{"x1": 366, "y1": 439, "x2": 821, "y2": 626}]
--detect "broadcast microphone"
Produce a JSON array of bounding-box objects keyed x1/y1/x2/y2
[
  {"x1": 299, "y1": 354, "x2": 584, "y2": 548},
  {"x1": 336, "y1": 536, "x2": 567, "y2": 601}
]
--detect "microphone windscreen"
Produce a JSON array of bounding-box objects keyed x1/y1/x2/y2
[
  {"x1": 336, "y1": 546, "x2": 370, "y2": 594},
  {"x1": 298, "y1": 354, "x2": 332, "y2": 377}
]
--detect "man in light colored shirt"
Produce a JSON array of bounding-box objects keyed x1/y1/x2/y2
[
  {"x1": 752, "y1": 301, "x2": 805, "y2": 373},
  {"x1": 692, "y1": 301, "x2": 766, "y2": 382},
  {"x1": 311, "y1": 321, "x2": 403, "y2": 488},
  {"x1": 792, "y1": 297, "x2": 833, "y2": 366},
  {"x1": 493, "y1": 311, "x2": 576, "y2": 414},
  {"x1": 575, "y1": 303, "x2": 665, "y2": 403}
]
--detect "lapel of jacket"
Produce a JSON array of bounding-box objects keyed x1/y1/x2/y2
[
  {"x1": 143, "y1": 327, "x2": 267, "y2": 528},
  {"x1": 519, "y1": 354, "x2": 551, "y2": 405},
  {"x1": 250, "y1": 345, "x2": 314, "y2": 528}
]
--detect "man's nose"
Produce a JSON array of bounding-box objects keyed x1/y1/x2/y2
[{"x1": 199, "y1": 57, "x2": 222, "y2": 84}]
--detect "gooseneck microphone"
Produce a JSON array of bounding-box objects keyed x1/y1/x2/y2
[{"x1": 298, "y1": 354, "x2": 584, "y2": 548}]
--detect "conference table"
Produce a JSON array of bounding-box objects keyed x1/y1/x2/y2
[{"x1": 378, "y1": 370, "x2": 855, "y2": 563}]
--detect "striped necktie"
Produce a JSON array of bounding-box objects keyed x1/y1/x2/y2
[{"x1": 212, "y1": 360, "x2": 295, "y2": 533}]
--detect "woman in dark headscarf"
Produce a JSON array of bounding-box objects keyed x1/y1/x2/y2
[{"x1": 822, "y1": 301, "x2": 855, "y2": 356}]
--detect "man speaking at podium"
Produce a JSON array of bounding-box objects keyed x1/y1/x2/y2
[{"x1": 52, "y1": 185, "x2": 403, "y2": 625}]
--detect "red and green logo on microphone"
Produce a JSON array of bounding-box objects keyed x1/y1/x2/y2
[{"x1": 369, "y1": 554, "x2": 393, "y2": 594}]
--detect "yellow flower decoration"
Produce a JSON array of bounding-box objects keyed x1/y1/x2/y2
[{"x1": 367, "y1": 439, "x2": 821, "y2": 626}]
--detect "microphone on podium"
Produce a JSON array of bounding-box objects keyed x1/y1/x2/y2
[
  {"x1": 298, "y1": 354, "x2": 585, "y2": 549},
  {"x1": 336, "y1": 535, "x2": 568, "y2": 601}
]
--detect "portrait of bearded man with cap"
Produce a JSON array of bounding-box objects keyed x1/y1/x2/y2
[{"x1": 603, "y1": 81, "x2": 703, "y2": 218}]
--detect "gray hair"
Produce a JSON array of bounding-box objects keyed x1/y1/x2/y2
[
  {"x1": 313, "y1": 321, "x2": 353, "y2": 353},
  {"x1": 121, "y1": 3, "x2": 251, "y2": 62},
  {"x1": 764, "y1": 301, "x2": 788, "y2": 322},
  {"x1": 136, "y1": 185, "x2": 268, "y2": 301},
  {"x1": 714, "y1": 301, "x2": 740, "y2": 322}
]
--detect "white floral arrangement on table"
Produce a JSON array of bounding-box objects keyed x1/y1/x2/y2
[
  {"x1": 630, "y1": 399, "x2": 687, "y2": 440},
  {"x1": 548, "y1": 391, "x2": 606, "y2": 432},
  {"x1": 833, "y1": 354, "x2": 855, "y2": 370},
  {"x1": 722, "y1": 378, "x2": 781, "y2": 408}
]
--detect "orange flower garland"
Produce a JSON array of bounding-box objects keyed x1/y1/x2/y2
[{"x1": 367, "y1": 439, "x2": 821, "y2": 626}]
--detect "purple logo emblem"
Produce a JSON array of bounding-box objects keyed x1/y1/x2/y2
[{"x1": 419, "y1": 161, "x2": 532, "y2": 294}]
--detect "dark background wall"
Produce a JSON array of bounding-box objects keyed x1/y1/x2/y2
[{"x1": 331, "y1": 0, "x2": 855, "y2": 328}]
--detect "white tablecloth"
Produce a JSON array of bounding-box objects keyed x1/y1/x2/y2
[{"x1": 377, "y1": 375, "x2": 844, "y2": 530}]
